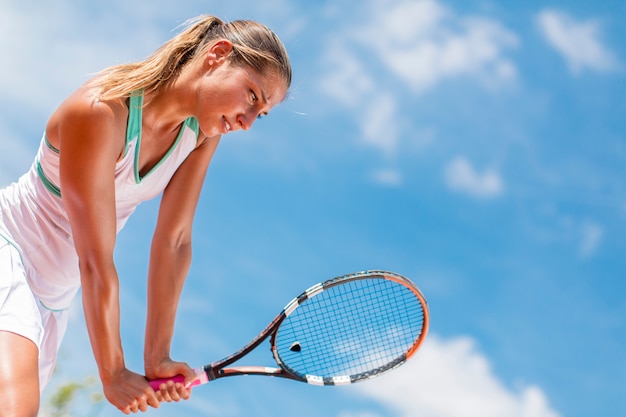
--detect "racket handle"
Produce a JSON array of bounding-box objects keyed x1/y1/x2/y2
[{"x1": 148, "y1": 367, "x2": 208, "y2": 390}]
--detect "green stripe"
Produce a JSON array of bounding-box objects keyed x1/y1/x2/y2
[
  {"x1": 0, "y1": 234, "x2": 67, "y2": 312},
  {"x1": 0, "y1": 231, "x2": 18, "y2": 252},
  {"x1": 39, "y1": 299, "x2": 67, "y2": 312},
  {"x1": 127, "y1": 90, "x2": 199, "y2": 183},
  {"x1": 128, "y1": 92, "x2": 144, "y2": 184},
  {"x1": 139, "y1": 117, "x2": 199, "y2": 179},
  {"x1": 186, "y1": 116, "x2": 199, "y2": 136},
  {"x1": 36, "y1": 158, "x2": 62, "y2": 198},
  {"x1": 43, "y1": 133, "x2": 60, "y2": 154}
]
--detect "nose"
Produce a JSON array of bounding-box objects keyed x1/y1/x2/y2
[{"x1": 237, "y1": 111, "x2": 257, "y2": 131}]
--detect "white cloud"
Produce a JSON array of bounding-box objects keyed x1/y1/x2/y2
[
  {"x1": 346, "y1": 335, "x2": 560, "y2": 417},
  {"x1": 0, "y1": 0, "x2": 167, "y2": 113},
  {"x1": 444, "y1": 156, "x2": 504, "y2": 198},
  {"x1": 319, "y1": 44, "x2": 376, "y2": 108},
  {"x1": 353, "y1": 0, "x2": 519, "y2": 93},
  {"x1": 537, "y1": 10, "x2": 620, "y2": 74},
  {"x1": 361, "y1": 92, "x2": 399, "y2": 155},
  {"x1": 0, "y1": 122, "x2": 37, "y2": 187},
  {"x1": 578, "y1": 221, "x2": 603, "y2": 259},
  {"x1": 370, "y1": 169, "x2": 403, "y2": 187},
  {"x1": 526, "y1": 205, "x2": 607, "y2": 260},
  {"x1": 318, "y1": 0, "x2": 518, "y2": 155}
]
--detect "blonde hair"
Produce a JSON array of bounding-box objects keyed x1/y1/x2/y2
[{"x1": 91, "y1": 15, "x2": 291, "y2": 101}]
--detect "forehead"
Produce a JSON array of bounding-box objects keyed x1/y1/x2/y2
[{"x1": 241, "y1": 65, "x2": 289, "y2": 105}]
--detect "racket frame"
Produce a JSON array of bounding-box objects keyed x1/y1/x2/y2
[{"x1": 151, "y1": 270, "x2": 429, "y2": 389}]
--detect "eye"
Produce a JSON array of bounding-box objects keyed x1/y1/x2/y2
[{"x1": 250, "y1": 89, "x2": 267, "y2": 119}]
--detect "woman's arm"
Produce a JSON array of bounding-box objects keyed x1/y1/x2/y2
[
  {"x1": 53, "y1": 92, "x2": 160, "y2": 413},
  {"x1": 144, "y1": 135, "x2": 221, "y2": 390}
]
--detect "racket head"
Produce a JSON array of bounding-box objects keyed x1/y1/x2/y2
[{"x1": 271, "y1": 270, "x2": 429, "y2": 385}]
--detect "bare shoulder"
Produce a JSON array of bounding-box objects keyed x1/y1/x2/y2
[{"x1": 46, "y1": 84, "x2": 128, "y2": 152}]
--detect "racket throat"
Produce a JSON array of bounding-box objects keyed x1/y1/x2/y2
[
  {"x1": 207, "y1": 364, "x2": 286, "y2": 378},
  {"x1": 203, "y1": 364, "x2": 219, "y2": 381}
]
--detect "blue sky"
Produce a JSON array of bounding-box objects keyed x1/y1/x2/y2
[{"x1": 1, "y1": 0, "x2": 624, "y2": 416}]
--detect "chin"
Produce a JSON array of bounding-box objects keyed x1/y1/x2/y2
[{"x1": 198, "y1": 126, "x2": 216, "y2": 138}]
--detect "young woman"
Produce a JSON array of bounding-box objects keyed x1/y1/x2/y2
[{"x1": 0, "y1": 15, "x2": 291, "y2": 416}]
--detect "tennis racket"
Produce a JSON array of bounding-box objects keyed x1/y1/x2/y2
[{"x1": 149, "y1": 270, "x2": 429, "y2": 389}]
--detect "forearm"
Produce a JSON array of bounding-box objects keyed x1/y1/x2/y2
[
  {"x1": 80, "y1": 260, "x2": 126, "y2": 382},
  {"x1": 144, "y1": 136, "x2": 218, "y2": 373},
  {"x1": 144, "y1": 238, "x2": 192, "y2": 369}
]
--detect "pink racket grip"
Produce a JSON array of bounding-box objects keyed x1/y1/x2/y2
[{"x1": 149, "y1": 367, "x2": 208, "y2": 390}]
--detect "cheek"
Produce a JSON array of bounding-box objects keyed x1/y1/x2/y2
[{"x1": 199, "y1": 89, "x2": 239, "y2": 115}]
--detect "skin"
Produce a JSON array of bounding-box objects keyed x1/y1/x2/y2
[
  {"x1": 0, "y1": 332, "x2": 40, "y2": 417},
  {"x1": 0, "y1": 39, "x2": 287, "y2": 415}
]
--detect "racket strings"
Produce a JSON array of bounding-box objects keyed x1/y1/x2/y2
[{"x1": 275, "y1": 277, "x2": 426, "y2": 382}]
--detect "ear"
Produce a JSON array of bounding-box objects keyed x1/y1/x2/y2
[{"x1": 205, "y1": 40, "x2": 233, "y2": 68}]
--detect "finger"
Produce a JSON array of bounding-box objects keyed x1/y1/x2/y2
[
  {"x1": 138, "y1": 395, "x2": 149, "y2": 412},
  {"x1": 158, "y1": 380, "x2": 179, "y2": 402},
  {"x1": 146, "y1": 390, "x2": 161, "y2": 408},
  {"x1": 127, "y1": 400, "x2": 139, "y2": 414},
  {"x1": 157, "y1": 382, "x2": 173, "y2": 402},
  {"x1": 176, "y1": 382, "x2": 191, "y2": 400},
  {"x1": 167, "y1": 381, "x2": 182, "y2": 402}
]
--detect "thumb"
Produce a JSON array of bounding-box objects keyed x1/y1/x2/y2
[{"x1": 183, "y1": 366, "x2": 207, "y2": 389}]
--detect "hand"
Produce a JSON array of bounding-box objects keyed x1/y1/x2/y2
[
  {"x1": 145, "y1": 358, "x2": 194, "y2": 403},
  {"x1": 101, "y1": 368, "x2": 160, "y2": 414}
]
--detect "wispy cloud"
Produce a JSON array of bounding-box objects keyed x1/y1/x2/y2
[
  {"x1": 318, "y1": 0, "x2": 518, "y2": 156},
  {"x1": 361, "y1": 92, "x2": 399, "y2": 156},
  {"x1": 370, "y1": 169, "x2": 403, "y2": 187},
  {"x1": 444, "y1": 156, "x2": 504, "y2": 198},
  {"x1": 319, "y1": 44, "x2": 375, "y2": 108},
  {"x1": 536, "y1": 10, "x2": 620, "y2": 74},
  {"x1": 354, "y1": 0, "x2": 519, "y2": 93},
  {"x1": 0, "y1": 0, "x2": 170, "y2": 113},
  {"x1": 578, "y1": 221, "x2": 603, "y2": 259},
  {"x1": 346, "y1": 335, "x2": 560, "y2": 417},
  {"x1": 0, "y1": 121, "x2": 37, "y2": 187}
]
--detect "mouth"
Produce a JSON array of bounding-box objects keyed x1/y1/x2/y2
[{"x1": 223, "y1": 117, "x2": 232, "y2": 134}]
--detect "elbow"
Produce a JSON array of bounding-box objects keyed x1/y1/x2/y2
[
  {"x1": 78, "y1": 256, "x2": 118, "y2": 292},
  {"x1": 152, "y1": 231, "x2": 193, "y2": 262},
  {"x1": 154, "y1": 226, "x2": 193, "y2": 251}
]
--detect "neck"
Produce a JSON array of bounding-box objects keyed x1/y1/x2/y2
[{"x1": 141, "y1": 58, "x2": 204, "y2": 134}]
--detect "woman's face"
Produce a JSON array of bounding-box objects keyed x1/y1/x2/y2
[{"x1": 194, "y1": 50, "x2": 288, "y2": 138}]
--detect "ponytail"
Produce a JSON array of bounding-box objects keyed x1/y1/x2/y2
[{"x1": 91, "y1": 15, "x2": 291, "y2": 101}]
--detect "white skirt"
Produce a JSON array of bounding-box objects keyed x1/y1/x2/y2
[{"x1": 0, "y1": 237, "x2": 69, "y2": 392}]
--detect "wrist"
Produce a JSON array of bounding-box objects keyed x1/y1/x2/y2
[
  {"x1": 99, "y1": 362, "x2": 127, "y2": 385},
  {"x1": 144, "y1": 341, "x2": 171, "y2": 368},
  {"x1": 144, "y1": 353, "x2": 170, "y2": 372}
]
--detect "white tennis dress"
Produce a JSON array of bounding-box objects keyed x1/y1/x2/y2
[{"x1": 0, "y1": 92, "x2": 199, "y2": 390}]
